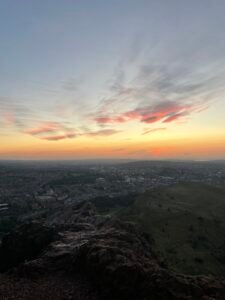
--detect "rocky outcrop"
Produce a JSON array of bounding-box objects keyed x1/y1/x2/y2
[
  {"x1": 0, "y1": 201, "x2": 225, "y2": 299},
  {"x1": 0, "y1": 221, "x2": 58, "y2": 272}
]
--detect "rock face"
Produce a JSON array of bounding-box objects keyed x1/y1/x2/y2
[
  {"x1": 0, "y1": 222, "x2": 58, "y2": 272},
  {"x1": 0, "y1": 201, "x2": 225, "y2": 299}
]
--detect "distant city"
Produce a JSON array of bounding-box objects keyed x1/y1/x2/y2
[{"x1": 0, "y1": 160, "x2": 225, "y2": 219}]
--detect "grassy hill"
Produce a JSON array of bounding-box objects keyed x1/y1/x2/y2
[{"x1": 118, "y1": 182, "x2": 225, "y2": 276}]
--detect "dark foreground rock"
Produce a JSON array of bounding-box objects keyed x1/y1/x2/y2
[
  {"x1": 0, "y1": 273, "x2": 99, "y2": 300},
  {"x1": 0, "y1": 201, "x2": 224, "y2": 299},
  {"x1": 0, "y1": 222, "x2": 58, "y2": 272}
]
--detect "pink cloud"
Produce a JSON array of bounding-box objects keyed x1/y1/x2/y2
[
  {"x1": 24, "y1": 122, "x2": 76, "y2": 141},
  {"x1": 24, "y1": 122, "x2": 119, "y2": 141},
  {"x1": 24, "y1": 122, "x2": 60, "y2": 135},
  {"x1": 94, "y1": 116, "x2": 125, "y2": 124},
  {"x1": 1, "y1": 112, "x2": 16, "y2": 126},
  {"x1": 95, "y1": 101, "x2": 202, "y2": 125},
  {"x1": 94, "y1": 117, "x2": 115, "y2": 124}
]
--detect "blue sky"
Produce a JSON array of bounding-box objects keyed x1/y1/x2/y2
[{"x1": 0, "y1": 0, "x2": 225, "y2": 159}]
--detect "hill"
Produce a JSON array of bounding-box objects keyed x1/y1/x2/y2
[
  {"x1": 0, "y1": 201, "x2": 224, "y2": 299},
  {"x1": 118, "y1": 182, "x2": 225, "y2": 276}
]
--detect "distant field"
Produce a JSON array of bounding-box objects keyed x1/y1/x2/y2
[{"x1": 118, "y1": 182, "x2": 225, "y2": 276}]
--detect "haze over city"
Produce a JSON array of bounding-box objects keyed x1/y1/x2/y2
[{"x1": 1, "y1": 0, "x2": 225, "y2": 160}]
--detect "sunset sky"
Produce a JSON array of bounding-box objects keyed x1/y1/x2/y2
[{"x1": 0, "y1": 0, "x2": 225, "y2": 160}]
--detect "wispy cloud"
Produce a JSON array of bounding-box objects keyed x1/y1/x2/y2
[
  {"x1": 0, "y1": 96, "x2": 57, "y2": 131},
  {"x1": 94, "y1": 116, "x2": 126, "y2": 124},
  {"x1": 93, "y1": 61, "x2": 224, "y2": 129},
  {"x1": 24, "y1": 122, "x2": 61, "y2": 135},
  {"x1": 40, "y1": 132, "x2": 76, "y2": 141},
  {"x1": 24, "y1": 122, "x2": 120, "y2": 141},
  {"x1": 163, "y1": 112, "x2": 187, "y2": 123},
  {"x1": 142, "y1": 127, "x2": 167, "y2": 135},
  {"x1": 24, "y1": 122, "x2": 76, "y2": 141},
  {"x1": 1, "y1": 111, "x2": 16, "y2": 127},
  {"x1": 1, "y1": 53, "x2": 224, "y2": 143},
  {"x1": 95, "y1": 100, "x2": 203, "y2": 125},
  {"x1": 85, "y1": 129, "x2": 120, "y2": 137}
]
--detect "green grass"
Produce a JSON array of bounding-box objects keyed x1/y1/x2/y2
[{"x1": 118, "y1": 182, "x2": 225, "y2": 276}]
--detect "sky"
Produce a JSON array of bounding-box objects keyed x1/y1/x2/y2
[{"x1": 0, "y1": 0, "x2": 225, "y2": 160}]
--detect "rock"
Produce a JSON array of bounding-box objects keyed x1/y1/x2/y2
[
  {"x1": 0, "y1": 201, "x2": 224, "y2": 299},
  {"x1": 0, "y1": 221, "x2": 58, "y2": 272}
]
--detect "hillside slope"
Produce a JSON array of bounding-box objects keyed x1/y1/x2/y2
[{"x1": 119, "y1": 183, "x2": 225, "y2": 276}]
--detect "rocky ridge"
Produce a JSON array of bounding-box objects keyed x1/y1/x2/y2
[{"x1": 0, "y1": 201, "x2": 224, "y2": 299}]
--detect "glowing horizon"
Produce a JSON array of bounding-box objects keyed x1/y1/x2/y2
[{"x1": 1, "y1": 1, "x2": 225, "y2": 160}]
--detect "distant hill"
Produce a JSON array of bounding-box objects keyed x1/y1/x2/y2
[
  {"x1": 121, "y1": 159, "x2": 225, "y2": 168},
  {"x1": 118, "y1": 182, "x2": 225, "y2": 276}
]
